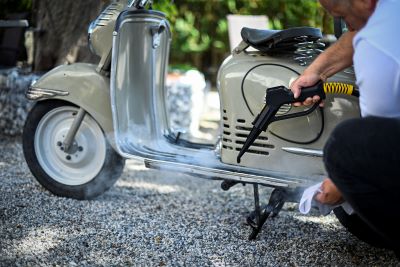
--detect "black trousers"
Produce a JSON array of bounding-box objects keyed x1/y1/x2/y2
[{"x1": 323, "y1": 116, "x2": 400, "y2": 252}]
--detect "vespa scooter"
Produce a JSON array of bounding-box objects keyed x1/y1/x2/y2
[{"x1": 23, "y1": 0, "x2": 360, "y2": 239}]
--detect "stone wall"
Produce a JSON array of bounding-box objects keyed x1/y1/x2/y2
[{"x1": 0, "y1": 68, "x2": 39, "y2": 136}]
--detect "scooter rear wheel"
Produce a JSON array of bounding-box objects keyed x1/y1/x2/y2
[{"x1": 23, "y1": 100, "x2": 125, "y2": 200}]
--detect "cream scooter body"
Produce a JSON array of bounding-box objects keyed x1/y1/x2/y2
[
  {"x1": 24, "y1": 0, "x2": 360, "y2": 237},
  {"x1": 26, "y1": 0, "x2": 359, "y2": 188},
  {"x1": 109, "y1": 8, "x2": 359, "y2": 189}
]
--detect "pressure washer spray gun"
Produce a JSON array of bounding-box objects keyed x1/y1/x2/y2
[{"x1": 237, "y1": 81, "x2": 326, "y2": 163}]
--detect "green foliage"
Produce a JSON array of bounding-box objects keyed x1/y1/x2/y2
[
  {"x1": 0, "y1": 0, "x2": 333, "y2": 78},
  {"x1": 0, "y1": 0, "x2": 32, "y2": 18},
  {"x1": 153, "y1": 0, "x2": 333, "y2": 74},
  {"x1": 175, "y1": 12, "x2": 211, "y2": 52}
]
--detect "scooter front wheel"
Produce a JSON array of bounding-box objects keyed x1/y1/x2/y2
[{"x1": 23, "y1": 100, "x2": 125, "y2": 200}]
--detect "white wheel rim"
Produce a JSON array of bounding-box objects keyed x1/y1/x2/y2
[{"x1": 34, "y1": 106, "x2": 107, "y2": 186}]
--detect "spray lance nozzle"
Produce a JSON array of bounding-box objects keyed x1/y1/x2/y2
[{"x1": 236, "y1": 81, "x2": 326, "y2": 163}]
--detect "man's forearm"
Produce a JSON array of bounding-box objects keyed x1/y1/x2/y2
[{"x1": 305, "y1": 31, "x2": 356, "y2": 80}]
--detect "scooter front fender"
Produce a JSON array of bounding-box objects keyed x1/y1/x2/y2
[{"x1": 27, "y1": 63, "x2": 114, "y2": 142}]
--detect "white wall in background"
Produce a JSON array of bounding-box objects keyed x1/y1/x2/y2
[{"x1": 227, "y1": 15, "x2": 269, "y2": 51}]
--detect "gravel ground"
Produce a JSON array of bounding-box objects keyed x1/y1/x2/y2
[{"x1": 0, "y1": 135, "x2": 398, "y2": 266}]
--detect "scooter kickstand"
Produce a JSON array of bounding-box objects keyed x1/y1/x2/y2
[{"x1": 247, "y1": 187, "x2": 286, "y2": 240}]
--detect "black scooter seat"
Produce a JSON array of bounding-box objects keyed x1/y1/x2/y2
[{"x1": 241, "y1": 27, "x2": 322, "y2": 53}]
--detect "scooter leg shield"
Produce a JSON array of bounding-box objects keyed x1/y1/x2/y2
[{"x1": 110, "y1": 9, "x2": 172, "y2": 157}]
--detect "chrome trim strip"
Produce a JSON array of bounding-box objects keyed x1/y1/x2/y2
[
  {"x1": 282, "y1": 147, "x2": 323, "y2": 157},
  {"x1": 144, "y1": 159, "x2": 296, "y2": 188},
  {"x1": 26, "y1": 87, "x2": 69, "y2": 100}
]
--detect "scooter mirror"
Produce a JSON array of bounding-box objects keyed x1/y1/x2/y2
[{"x1": 334, "y1": 17, "x2": 348, "y2": 39}]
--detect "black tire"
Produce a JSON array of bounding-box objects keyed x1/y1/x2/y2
[
  {"x1": 333, "y1": 207, "x2": 389, "y2": 248},
  {"x1": 22, "y1": 100, "x2": 125, "y2": 200}
]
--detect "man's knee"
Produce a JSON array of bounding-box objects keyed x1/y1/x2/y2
[
  {"x1": 324, "y1": 118, "x2": 361, "y2": 168},
  {"x1": 324, "y1": 117, "x2": 400, "y2": 168}
]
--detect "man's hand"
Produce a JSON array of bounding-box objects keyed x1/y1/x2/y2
[
  {"x1": 290, "y1": 71, "x2": 324, "y2": 107},
  {"x1": 290, "y1": 31, "x2": 357, "y2": 107},
  {"x1": 315, "y1": 178, "x2": 343, "y2": 205}
]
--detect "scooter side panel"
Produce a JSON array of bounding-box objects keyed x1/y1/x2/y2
[
  {"x1": 218, "y1": 52, "x2": 360, "y2": 178},
  {"x1": 28, "y1": 63, "x2": 115, "y2": 142}
]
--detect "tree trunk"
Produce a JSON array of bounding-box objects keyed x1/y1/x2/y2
[{"x1": 32, "y1": 0, "x2": 111, "y2": 72}]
